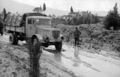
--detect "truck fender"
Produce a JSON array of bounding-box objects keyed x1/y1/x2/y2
[{"x1": 31, "y1": 34, "x2": 43, "y2": 42}]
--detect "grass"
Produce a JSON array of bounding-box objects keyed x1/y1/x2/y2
[{"x1": 56, "y1": 23, "x2": 120, "y2": 58}]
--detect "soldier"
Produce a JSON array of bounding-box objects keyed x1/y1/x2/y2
[
  {"x1": 0, "y1": 20, "x2": 3, "y2": 36},
  {"x1": 74, "y1": 27, "x2": 81, "y2": 46},
  {"x1": 0, "y1": 14, "x2": 3, "y2": 36},
  {"x1": 73, "y1": 27, "x2": 81, "y2": 59}
]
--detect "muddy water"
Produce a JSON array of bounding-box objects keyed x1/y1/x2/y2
[
  {"x1": 46, "y1": 44, "x2": 120, "y2": 77},
  {"x1": 1, "y1": 34, "x2": 120, "y2": 77}
]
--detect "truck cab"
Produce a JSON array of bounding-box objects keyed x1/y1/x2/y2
[{"x1": 7, "y1": 13, "x2": 63, "y2": 51}]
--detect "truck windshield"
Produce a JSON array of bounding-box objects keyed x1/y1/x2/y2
[
  {"x1": 27, "y1": 18, "x2": 51, "y2": 25},
  {"x1": 35, "y1": 19, "x2": 51, "y2": 25}
]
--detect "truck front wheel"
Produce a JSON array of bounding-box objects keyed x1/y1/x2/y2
[
  {"x1": 55, "y1": 42, "x2": 62, "y2": 52},
  {"x1": 9, "y1": 34, "x2": 18, "y2": 45}
]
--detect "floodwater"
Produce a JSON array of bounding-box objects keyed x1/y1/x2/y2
[
  {"x1": 1, "y1": 35, "x2": 120, "y2": 77},
  {"x1": 45, "y1": 44, "x2": 120, "y2": 77}
]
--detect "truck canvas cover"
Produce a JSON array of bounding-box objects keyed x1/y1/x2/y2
[{"x1": 5, "y1": 13, "x2": 47, "y2": 27}]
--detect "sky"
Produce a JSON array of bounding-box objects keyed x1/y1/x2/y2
[{"x1": 14, "y1": 0, "x2": 120, "y2": 12}]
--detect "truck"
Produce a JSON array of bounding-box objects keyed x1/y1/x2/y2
[{"x1": 5, "y1": 13, "x2": 64, "y2": 51}]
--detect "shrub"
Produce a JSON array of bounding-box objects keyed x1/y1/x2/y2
[{"x1": 104, "y1": 3, "x2": 120, "y2": 30}]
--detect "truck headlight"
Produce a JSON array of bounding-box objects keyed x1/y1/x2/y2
[{"x1": 61, "y1": 36, "x2": 64, "y2": 40}]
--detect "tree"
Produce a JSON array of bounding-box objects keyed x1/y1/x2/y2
[
  {"x1": 1, "y1": 8, "x2": 7, "y2": 22},
  {"x1": 43, "y1": 3, "x2": 46, "y2": 11},
  {"x1": 104, "y1": 3, "x2": 120, "y2": 30},
  {"x1": 94, "y1": 15, "x2": 99, "y2": 23},
  {"x1": 113, "y1": 3, "x2": 118, "y2": 16},
  {"x1": 33, "y1": 6, "x2": 43, "y2": 13},
  {"x1": 33, "y1": 7, "x2": 39, "y2": 13},
  {"x1": 70, "y1": 6, "x2": 74, "y2": 13},
  {"x1": 39, "y1": 6, "x2": 42, "y2": 12}
]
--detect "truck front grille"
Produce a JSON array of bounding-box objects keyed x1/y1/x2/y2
[{"x1": 52, "y1": 30, "x2": 60, "y2": 39}]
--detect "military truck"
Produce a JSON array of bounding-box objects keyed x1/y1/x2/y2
[{"x1": 5, "y1": 13, "x2": 64, "y2": 51}]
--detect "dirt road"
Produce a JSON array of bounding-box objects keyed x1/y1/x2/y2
[{"x1": 0, "y1": 34, "x2": 120, "y2": 77}]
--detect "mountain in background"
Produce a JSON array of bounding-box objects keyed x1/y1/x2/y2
[
  {"x1": 0, "y1": 0, "x2": 34, "y2": 14},
  {"x1": 0, "y1": 0, "x2": 108, "y2": 16},
  {"x1": 0, "y1": 0, "x2": 68, "y2": 16}
]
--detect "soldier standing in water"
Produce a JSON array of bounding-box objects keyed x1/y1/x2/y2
[{"x1": 74, "y1": 27, "x2": 81, "y2": 59}]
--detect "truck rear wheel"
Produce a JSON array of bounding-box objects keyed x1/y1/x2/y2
[
  {"x1": 55, "y1": 42, "x2": 62, "y2": 52},
  {"x1": 9, "y1": 34, "x2": 18, "y2": 45}
]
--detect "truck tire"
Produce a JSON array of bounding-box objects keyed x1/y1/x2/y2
[
  {"x1": 55, "y1": 42, "x2": 62, "y2": 52},
  {"x1": 9, "y1": 34, "x2": 18, "y2": 45}
]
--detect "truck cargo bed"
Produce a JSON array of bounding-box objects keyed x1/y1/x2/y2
[{"x1": 5, "y1": 26, "x2": 25, "y2": 33}]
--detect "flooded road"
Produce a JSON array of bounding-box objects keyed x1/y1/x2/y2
[
  {"x1": 44, "y1": 44, "x2": 120, "y2": 77},
  {"x1": 1, "y1": 34, "x2": 120, "y2": 77}
]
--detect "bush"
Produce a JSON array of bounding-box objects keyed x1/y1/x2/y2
[{"x1": 104, "y1": 3, "x2": 120, "y2": 30}]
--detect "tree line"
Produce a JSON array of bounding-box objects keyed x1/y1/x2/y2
[
  {"x1": 64, "y1": 6, "x2": 99, "y2": 25},
  {"x1": 104, "y1": 3, "x2": 120, "y2": 30},
  {"x1": 61, "y1": 3, "x2": 120, "y2": 31},
  {"x1": 1, "y1": 3, "x2": 120, "y2": 31}
]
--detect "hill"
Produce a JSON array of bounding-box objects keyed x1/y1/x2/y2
[{"x1": 0, "y1": 0, "x2": 68, "y2": 16}]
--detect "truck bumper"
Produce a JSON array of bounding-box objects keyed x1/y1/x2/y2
[{"x1": 41, "y1": 41, "x2": 62, "y2": 47}]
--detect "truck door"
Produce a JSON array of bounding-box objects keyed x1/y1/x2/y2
[{"x1": 26, "y1": 18, "x2": 36, "y2": 37}]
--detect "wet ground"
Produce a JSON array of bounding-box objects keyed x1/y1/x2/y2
[
  {"x1": 0, "y1": 34, "x2": 120, "y2": 77},
  {"x1": 46, "y1": 44, "x2": 120, "y2": 77}
]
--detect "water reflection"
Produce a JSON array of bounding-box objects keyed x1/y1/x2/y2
[
  {"x1": 54, "y1": 52, "x2": 61, "y2": 62},
  {"x1": 43, "y1": 48, "x2": 62, "y2": 62},
  {"x1": 74, "y1": 46, "x2": 80, "y2": 59},
  {"x1": 72, "y1": 58, "x2": 81, "y2": 67},
  {"x1": 73, "y1": 46, "x2": 81, "y2": 67},
  {"x1": 73, "y1": 62, "x2": 79, "y2": 67}
]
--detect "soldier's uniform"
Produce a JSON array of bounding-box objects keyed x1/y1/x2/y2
[
  {"x1": 73, "y1": 27, "x2": 81, "y2": 59},
  {"x1": 74, "y1": 27, "x2": 81, "y2": 46},
  {"x1": 0, "y1": 21, "x2": 3, "y2": 36}
]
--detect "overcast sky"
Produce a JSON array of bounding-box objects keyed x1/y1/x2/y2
[{"x1": 14, "y1": 0, "x2": 120, "y2": 12}]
